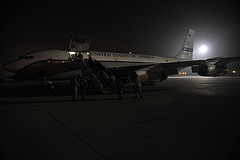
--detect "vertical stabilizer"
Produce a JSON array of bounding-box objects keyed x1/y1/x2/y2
[{"x1": 175, "y1": 29, "x2": 195, "y2": 60}]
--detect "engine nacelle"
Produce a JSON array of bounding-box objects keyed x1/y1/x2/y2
[
  {"x1": 192, "y1": 63, "x2": 227, "y2": 76},
  {"x1": 136, "y1": 71, "x2": 168, "y2": 82}
]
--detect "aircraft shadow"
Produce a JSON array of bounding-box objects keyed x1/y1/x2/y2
[{"x1": 0, "y1": 84, "x2": 174, "y2": 105}]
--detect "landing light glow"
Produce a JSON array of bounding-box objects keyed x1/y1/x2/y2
[{"x1": 199, "y1": 45, "x2": 208, "y2": 53}]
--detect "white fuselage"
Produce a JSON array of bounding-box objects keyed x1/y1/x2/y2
[
  {"x1": 82, "y1": 51, "x2": 182, "y2": 68},
  {"x1": 4, "y1": 29, "x2": 196, "y2": 81},
  {"x1": 4, "y1": 49, "x2": 186, "y2": 81}
]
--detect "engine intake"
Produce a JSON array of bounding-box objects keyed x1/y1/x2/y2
[{"x1": 192, "y1": 63, "x2": 227, "y2": 76}]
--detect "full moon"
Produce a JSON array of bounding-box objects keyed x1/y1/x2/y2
[{"x1": 199, "y1": 45, "x2": 208, "y2": 53}]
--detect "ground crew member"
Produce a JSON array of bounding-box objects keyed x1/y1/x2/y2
[
  {"x1": 115, "y1": 77, "x2": 123, "y2": 99},
  {"x1": 79, "y1": 74, "x2": 87, "y2": 100},
  {"x1": 133, "y1": 74, "x2": 143, "y2": 98},
  {"x1": 78, "y1": 53, "x2": 83, "y2": 60},
  {"x1": 111, "y1": 75, "x2": 116, "y2": 91},
  {"x1": 71, "y1": 76, "x2": 80, "y2": 101}
]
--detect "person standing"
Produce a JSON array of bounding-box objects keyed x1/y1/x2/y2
[
  {"x1": 133, "y1": 74, "x2": 142, "y2": 98},
  {"x1": 115, "y1": 77, "x2": 123, "y2": 99},
  {"x1": 71, "y1": 76, "x2": 80, "y2": 101},
  {"x1": 79, "y1": 74, "x2": 87, "y2": 101}
]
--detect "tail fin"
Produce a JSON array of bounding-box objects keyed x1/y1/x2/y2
[{"x1": 175, "y1": 29, "x2": 195, "y2": 60}]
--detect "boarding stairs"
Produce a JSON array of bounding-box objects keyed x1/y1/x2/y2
[{"x1": 76, "y1": 58, "x2": 103, "y2": 92}]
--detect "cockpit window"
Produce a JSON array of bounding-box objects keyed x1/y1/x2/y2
[
  {"x1": 18, "y1": 55, "x2": 34, "y2": 59},
  {"x1": 18, "y1": 52, "x2": 35, "y2": 60}
]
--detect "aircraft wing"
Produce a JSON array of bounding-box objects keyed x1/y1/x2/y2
[
  {"x1": 37, "y1": 56, "x2": 240, "y2": 82},
  {"x1": 147, "y1": 60, "x2": 205, "y2": 73},
  {"x1": 105, "y1": 57, "x2": 240, "y2": 78},
  {"x1": 103, "y1": 60, "x2": 206, "y2": 79},
  {"x1": 207, "y1": 57, "x2": 240, "y2": 66},
  {"x1": 106, "y1": 64, "x2": 155, "y2": 76},
  {"x1": 146, "y1": 57, "x2": 240, "y2": 74}
]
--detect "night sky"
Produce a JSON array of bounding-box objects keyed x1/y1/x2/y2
[{"x1": 1, "y1": 0, "x2": 240, "y2": 77}]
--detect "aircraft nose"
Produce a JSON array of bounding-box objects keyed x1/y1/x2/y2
[{"x1": 3, "y1": 61, "x2": 17, "y2": 73}]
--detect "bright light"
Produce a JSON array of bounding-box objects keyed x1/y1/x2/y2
[
  {"x1": 199, "y1": 45, "x2": 208, "y2": 53},
  {"x1": 178, "y1": 72, "x2": 187, "y2": 75},
  {"x1": 69, "y1": 52, "x2": 76, "y2": 55}
]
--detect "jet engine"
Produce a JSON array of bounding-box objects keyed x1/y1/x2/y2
[
  {"x1": 192, "y1": 63, "x2": 228, "y2": 76},
  {"x1": 136, "y1": 71, "x2": 168, "y2": 82}
]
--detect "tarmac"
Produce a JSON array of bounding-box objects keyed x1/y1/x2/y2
[{"x1": 1, "y1": 76, "x2": 240, "y2": 160}]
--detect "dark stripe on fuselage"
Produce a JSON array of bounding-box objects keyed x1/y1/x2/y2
[
  {"x1": 16, "y1": 59, "x2": 156, "y2": 74},
  {"x1": 182, "y1": 47, "x2": 193, "y2": 52},
  {"x1": 16, "y1": 59, "x2": 67, "y2": 75}
]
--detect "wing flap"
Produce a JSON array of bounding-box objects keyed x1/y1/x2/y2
[{"x1": 148, "y1": 60, "x2": 205, "y2": 73}]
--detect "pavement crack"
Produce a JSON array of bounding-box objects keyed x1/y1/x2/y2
[{"x1": 40, "y1": 106, "x2": 109, "y2": 160}]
